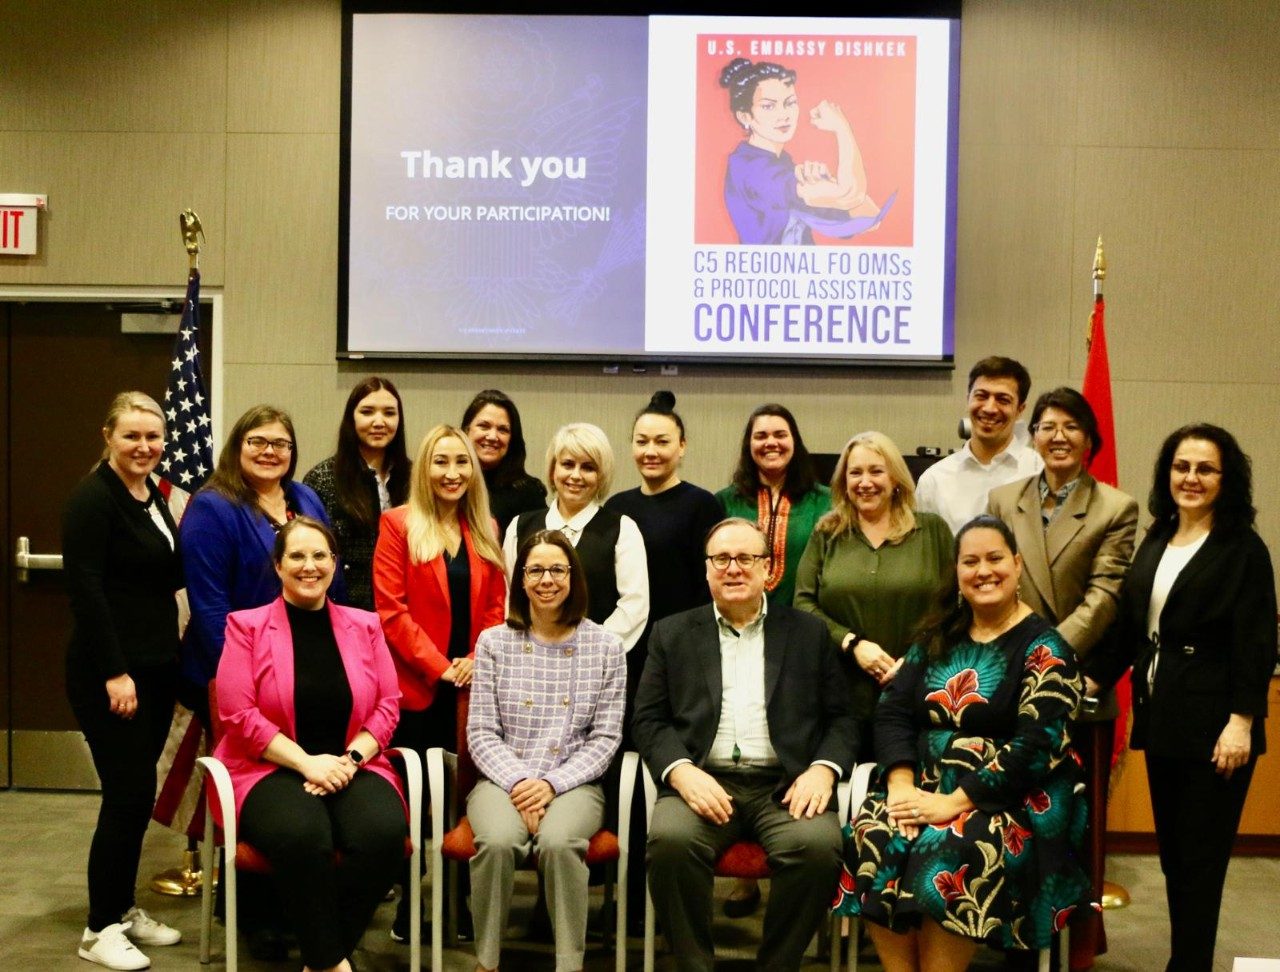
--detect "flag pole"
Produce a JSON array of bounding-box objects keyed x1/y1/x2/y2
[{"x1": 151, "y1": 209, "x2": 213, "y2": 897}]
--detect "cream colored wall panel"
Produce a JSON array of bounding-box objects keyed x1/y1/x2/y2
[
  {"x1": 0, "y1": 132, "x2": 225, "y2": 285},
  {"x1": 958, "y1": 0, "x2": 1080, "y2": 148},
  {"x1": 0, "y1": 1, "x2": 227, "y2": 133},
  {"x1": 223, "y1": 133, "x2": 337, "y2": 365},
  {"x1": 1070, "y1": 146, "x2": 1280, "y2": 384},
  {"x1": 1110, "y1": 378, "x2": 1280, "y2": 554},
  {"x1": 1076, "y1": 1, "x2": 1280, "y2": 150},
  {"x1": 953, "y1": 141, "x2": 1075, "y2": 392},
  {"x1": 226, "y1": 0, "x2": 341, "y2": 134}
]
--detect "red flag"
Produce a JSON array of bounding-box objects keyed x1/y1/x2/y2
[
  {"x1": 1081, "y1": 288, "x2": 1129, "y2": 769},
  {"x1": 1082, "y1": 295, "x2": 1117, "y2": 486}
]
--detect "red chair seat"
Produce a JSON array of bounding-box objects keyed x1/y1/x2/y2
[
  {"x1": 231, "y1": 835, "x2": 416, "y2": 874},
  {"x1": 440, "y1": 816, "x2": 620, "y2": 864},
  {"x1": 714, "y1": 841, "x2": 771, "y2": 879}
]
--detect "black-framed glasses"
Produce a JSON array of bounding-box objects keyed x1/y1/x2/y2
[
  {"x1": 1171, "y1": 461, "x2": 1221, "y2": 478},
  {"x1": 706, "y1": 553, "x2": 768, "y2": 571},
  {"x1": 244, "y1": 436, "x2": 294, "y2": 454},
  {"x1": 524, "y1": 564, "x2": 571, "y2": 581}
]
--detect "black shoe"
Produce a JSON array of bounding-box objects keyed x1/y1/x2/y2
[
  {"x1": 722, "y1": 884, "x2": 761, "y2": 919},
  {"x1": 246, "y1": 928, "x2": 290, "y2": 962}
]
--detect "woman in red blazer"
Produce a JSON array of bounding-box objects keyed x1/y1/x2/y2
[
  {"x1": 373, "y1": 423, "x2": 507, "y2": 939},
  {"x1": 214, "y1": 516, "x2": 406, "y2": 972}
]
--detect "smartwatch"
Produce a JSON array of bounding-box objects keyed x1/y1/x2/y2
[{"x1": 346, "y1": 749, "x2": 364, "y2": 766}]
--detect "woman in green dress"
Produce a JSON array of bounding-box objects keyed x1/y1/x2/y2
[
  {"x1": 834, "y1": 515, "x2": 1091, "y2": 969},
  {"x1": 795, "y1": 431, "x2": 951, "y2": 758}
]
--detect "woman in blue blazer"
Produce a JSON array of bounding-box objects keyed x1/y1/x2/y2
[{"x1": 180, "y1": 404, "x2": 345, "y2": 697}]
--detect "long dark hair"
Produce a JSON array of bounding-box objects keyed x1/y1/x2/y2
[
  {"x1": 332, "y1": 376, "x2": 410, "y2": 529},
  {"x1": 204, "y1": 404, "x2": 298, "y2": 506},
  {"x1": 1148, "y1": 423, "x2": 1255, "y2": 533},
  {"x1": 915, "y1": 515, "x2": 1019, "y2": 662},
  {"x1": 728, "y1": 403, "x2": 817, "y2": 500},
  {"x1": 461, "y1": 389, "x2": 536, "y2": 490}
]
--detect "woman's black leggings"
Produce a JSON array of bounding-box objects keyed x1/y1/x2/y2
[{"x1": 67, "y1": 662, "x2": 178, "y2": 932}]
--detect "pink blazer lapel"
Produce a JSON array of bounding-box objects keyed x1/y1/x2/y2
[{"x1": 263, "y1": 598, "x2": 297, "y2": 740}]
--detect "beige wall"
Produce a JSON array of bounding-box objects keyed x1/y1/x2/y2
[{"x1": 3, "y1": 0, "x2": 1279, "y2": 549}]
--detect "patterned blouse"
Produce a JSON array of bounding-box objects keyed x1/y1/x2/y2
[{"x1": 467, "y1": 619, "x2": 625, "y2": 795}]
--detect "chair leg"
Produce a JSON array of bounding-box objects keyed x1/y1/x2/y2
[
  {"x1": 601, "y1": 863, "x2": 614, "y2": 951},
  {"x1": 199, "y1": 805, "x2": 214, "y2": 965},
  {"x1": 445, "y1": 859, "x2": 459, "y2": 945},
  {"x1": 614, "y1": 855, "x2": 628, "y2": 972},
  {"x1": 224, "y1": 850, "x2": 237, "y2": 972},
  {"x1": 643, "y1": 886, "x2": 656, "y2": 972}
]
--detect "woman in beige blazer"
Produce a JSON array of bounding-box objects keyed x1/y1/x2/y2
[{"x1": 988, "y1": 386, "x2": 1138, "y2": 970}]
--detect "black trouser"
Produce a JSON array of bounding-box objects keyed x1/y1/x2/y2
[
  {"x1": 1147, "y1": 753, "x2": 1255, "y2": 972},
  {"x1": 239, "y1": 769, "x2": 406, "y2": 969},
  {"x1": 67, "y1": 661, "x2": 177, "y2": 932}
]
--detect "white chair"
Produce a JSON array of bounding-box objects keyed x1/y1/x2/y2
[
  {"x1": 641, "y1": 763, "x2": 853, "y2": 972},
  {"x1": 427, "y1": 747, "x2": 637, "y2": 972},
  {"x1": 196, "y1": 747, "x2": 423, "y2": 972}
]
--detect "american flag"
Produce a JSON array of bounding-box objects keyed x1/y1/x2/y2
[
  {"x1": 152, "y1": 267, "x2": 215, "y2": 840},
  {"x1": 159, "y1": 269, "x2": 214, "y2": 489}
]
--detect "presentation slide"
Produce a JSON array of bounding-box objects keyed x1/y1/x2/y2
[{"x1": 343, "y1": 13, "x2": 959, "y2": 364}]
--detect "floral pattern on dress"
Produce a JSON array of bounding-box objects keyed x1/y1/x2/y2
[{"x1": 830, "y1": 615, "x2": 1094, "y2": 950}]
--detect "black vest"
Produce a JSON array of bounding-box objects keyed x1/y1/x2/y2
[{"x1": 515, "y1": 507, "x2": 621, "y2": 625}]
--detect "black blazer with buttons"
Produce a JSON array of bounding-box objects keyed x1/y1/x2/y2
[
  {"x1": 63, "y1": 461, "x2": 184, "y2": 680},
  {"x1": 631, "y1": 600, "x2": 858, "y2": 797},
  {"x1": 1088, "y1": 521, "x2": 1276, "y2": 761}
]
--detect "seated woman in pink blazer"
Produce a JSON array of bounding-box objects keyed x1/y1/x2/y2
[{"x1": 214, "y1": 516, "x2": 406, "y2": 972}]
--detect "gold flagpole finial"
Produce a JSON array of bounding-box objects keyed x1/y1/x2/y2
[
  {"x1": 1092, "y1": 236, "x2": 1106, "y2": 283},
  {"x1": 179, "y1": 209, "x2": 204, "y2": 272}
]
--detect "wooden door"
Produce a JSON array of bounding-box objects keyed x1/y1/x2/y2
[{"x1": 1, "y1": 301, "x2": 208, "y2": 789}]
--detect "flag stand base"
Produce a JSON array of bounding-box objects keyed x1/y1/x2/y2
[
  {"x1": 1100, "y1": 880, "x2": 1130, "y2": 909},
  {"x1": 151, "y1": 848, "x2": 217, "y2": 897}
]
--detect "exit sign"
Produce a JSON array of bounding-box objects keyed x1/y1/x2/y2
[{"x1": 0, "y1": 193, "x2": 47, "y2": 255}]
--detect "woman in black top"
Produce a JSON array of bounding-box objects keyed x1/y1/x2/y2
[
  {"x1": 64, "y1": 391, "x2": 184, "y2": 970},
  {"x1": 304, "y1": 376, "x2": 410, "y2": 611},
  {"x1": 605, "y1": 391, "x2": 722, "y2": 683},
  {"x1": 1088, "y1": 424, "x2": 1276, "y2": 971},
  {"x1": 462, "y1": 389, "x2": 546, "y2": 536}
]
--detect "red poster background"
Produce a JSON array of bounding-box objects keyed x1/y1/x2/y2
[{"x1": 694, "y1": 35, "x2": 917, "y2": 247}]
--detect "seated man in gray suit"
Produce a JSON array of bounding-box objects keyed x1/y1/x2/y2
[{"x1": 632, "y1": 517, "x2": 857, "y2": 972}]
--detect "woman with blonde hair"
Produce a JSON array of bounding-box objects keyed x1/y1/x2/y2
[
  {"x1": 65, "y1": 391, "x2": 184, "y2": 969},
  {"x1": 795, "y1": 431, "x2": 951, "y2": 755},
  {"x1": 503, "y1": 422, "x2": 648, "y2": 654},
  {"x1": 372, "y1": 424, "x2": 508, "y2": 940}
]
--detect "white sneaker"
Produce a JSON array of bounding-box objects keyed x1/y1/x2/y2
[
  {"x1": 121, "y1": 907, "x2": 182, "y2": 946},
  {"x1": 78, "y1": 923, "x2": 151, "y2": 970}
]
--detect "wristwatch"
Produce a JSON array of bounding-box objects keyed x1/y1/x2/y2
[{"x1": 346, "y1": 749, "x2": 364, "y2": 766}]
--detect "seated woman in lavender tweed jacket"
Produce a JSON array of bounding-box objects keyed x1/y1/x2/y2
[{"x1": 466, "y1": 528, "x2": 626, "y2": 972}]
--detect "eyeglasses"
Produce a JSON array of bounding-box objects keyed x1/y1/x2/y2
[
  {"x1": 706, "y1": 553, "x2": 769, "y2": 571},
  {"x1": 1032, "y1": 422, "x2": 1084, "y2": 438},
  {"x1": 524, "y1": 564, "x2": 571, "y2": 581},
  {"x1": 245, "y1": 436, "x2": 294, "y2": 454},
  {"x1": 1171, "y1": 461, "x2": 1222, "y2": 478}
]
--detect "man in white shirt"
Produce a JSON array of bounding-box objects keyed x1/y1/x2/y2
[
  {"x1": 915, "y1": 355, "x2": 1044, "y2": 533},
  {"x1": 632, "y1": 518, "x2": 857, "y2": 972}
]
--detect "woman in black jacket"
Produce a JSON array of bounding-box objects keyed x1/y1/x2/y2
[
  {"x1": 1088, "y1": 423, "x2": 1276, "y2": 972},
  {"x1": 63, "y1": 391, "x2": 185, "y2": 970},
  {"x1": 303, "y1": 376, "x2": 411, "y2": 610}
]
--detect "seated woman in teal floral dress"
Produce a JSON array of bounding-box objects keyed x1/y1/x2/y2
[{"x1": 833, "y1": 515, "x2": 1093, "y2": 970}]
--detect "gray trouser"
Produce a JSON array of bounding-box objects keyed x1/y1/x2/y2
[
  {"x1": 467, "y1": 779, "x2": 604, "y2": 972},
  {"x1": 647, "y1": 770, "x2": 842, "y2": 972}
]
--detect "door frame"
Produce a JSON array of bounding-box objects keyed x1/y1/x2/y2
[{"x1": 1, "y1": 284, "x2": 223, "y2": 789}]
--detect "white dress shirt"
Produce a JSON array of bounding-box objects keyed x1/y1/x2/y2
[
  {"x1": 916, "y1": 437, "x2": 1043, "y2": 534},
  {"x1": 707, "y1": 599, "x2": 780, "y2": 772},
  {"x1": 502, "y1": 499, "x2": 649, "y2": 653}
]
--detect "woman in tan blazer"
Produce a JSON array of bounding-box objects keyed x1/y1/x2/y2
[{"x1": 988, "y1": 386, "x2": 1138, "y2": 970}]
